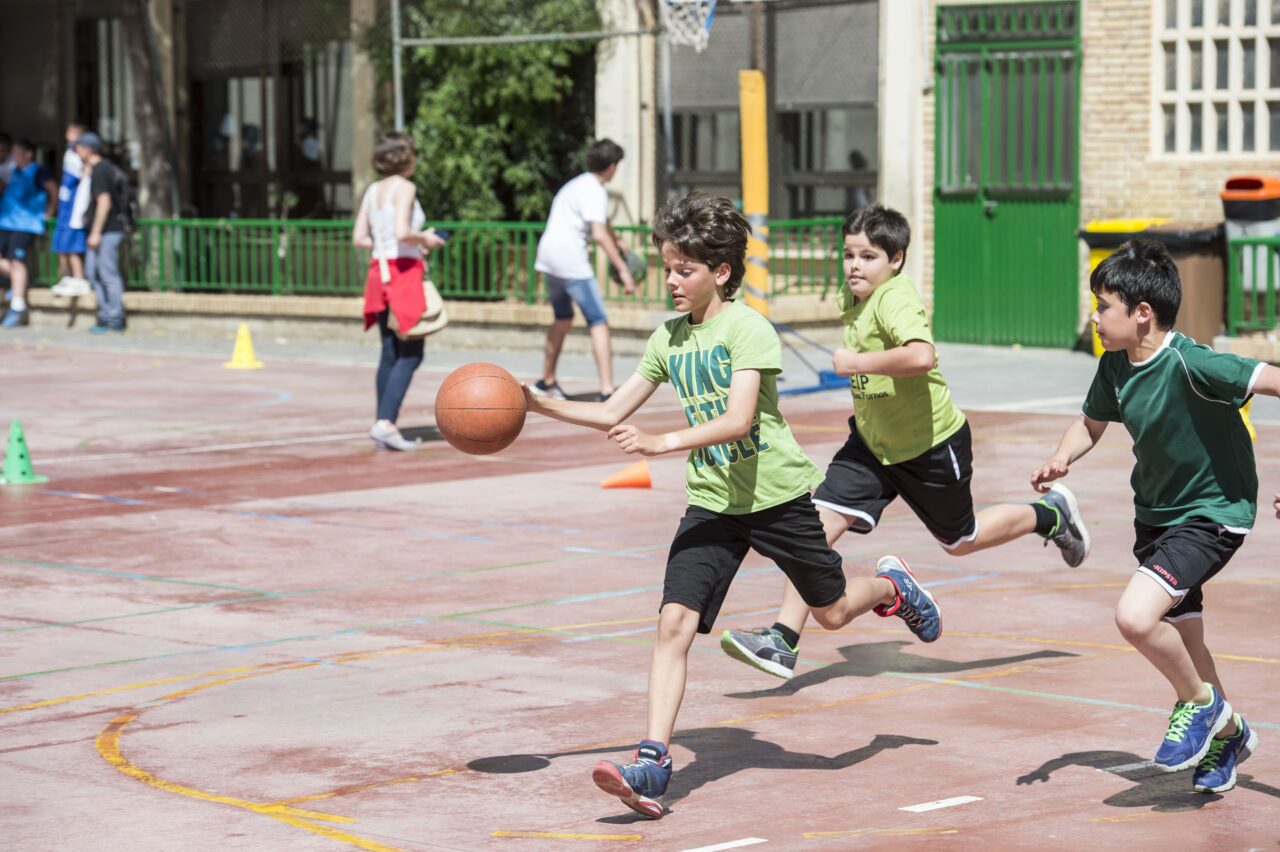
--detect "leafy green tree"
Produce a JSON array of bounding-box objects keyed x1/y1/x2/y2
[{"x1": 363, "y1": 0, "x2": 601, "y2": 221}]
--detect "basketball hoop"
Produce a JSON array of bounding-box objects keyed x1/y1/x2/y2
[{"x1": 661, "y1": 0, "x2": 717, "y2": 52}]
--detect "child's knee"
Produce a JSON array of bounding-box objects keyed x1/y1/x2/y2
[
  {"x1": 810, "y1": 602, "x2": 844, "y2": 630},
  {"x1": 941, "y1": 539, "x2": 972, "y2": 557},
  {"x1": 1114, "y1": 604, "x2": 1158, "y2": 641},
  {"x1": 656, "y1": 603, "x2": 700, "y2": 645}
]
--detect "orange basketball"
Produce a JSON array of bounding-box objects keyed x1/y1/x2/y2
[{"x1": 433, "y1": 363, "x2": 527, "y2": 455}]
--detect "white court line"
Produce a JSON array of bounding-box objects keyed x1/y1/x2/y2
[
  {"x1": 963, "y1": 395, "x2": 1084, "y2": 412},
  {"x1": 899, "y1": 795, "x2": 983, "y2": 813},
  {"x1": 680, "y1": 839, "x2": 768, "y2": 852},
  {"x1": 1098, "y1": 760, "x2": 1156, "y2": 773}
]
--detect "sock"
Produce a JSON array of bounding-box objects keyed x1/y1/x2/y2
[
  {"x1": 771, "y1": 622, "x2": 800, "y2": 650},
  {"x1": 10, "y1": 296, "x2": 26, "y2": 311},
  {"x1": 637, "y1": 740, "x2": 667, "y2": 761},
  {"x1": 1032, "y1": 501, "x2": 1060, "y2": 537}
]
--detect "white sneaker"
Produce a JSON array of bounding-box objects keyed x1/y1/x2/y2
[
  {"x1": 370, "y1": 422, "x2": 420, "y2": 452},
  {"x1": 52, "y1": 277, "x2": 92, "y2": 298}
]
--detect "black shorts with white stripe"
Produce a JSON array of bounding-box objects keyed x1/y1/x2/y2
[
  {"x1": 1132, "y1": 518, "x2": 1245, "y2": 619},
  {"x1": 812, "y1": 419, "x2": 977, "y2": 547}
]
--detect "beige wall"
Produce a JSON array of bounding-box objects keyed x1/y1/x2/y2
[{"x1": 594, "y1": 0, "x2": 658, "y2": 224}]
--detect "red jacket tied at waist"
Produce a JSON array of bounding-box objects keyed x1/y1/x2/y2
[{"x1": 363, "y1": 257, "x2": 427, "y2": 332}]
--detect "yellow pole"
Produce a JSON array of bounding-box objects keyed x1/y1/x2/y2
[{"x1": 738, "y1": 69, "x2": 769, "y2": 317}]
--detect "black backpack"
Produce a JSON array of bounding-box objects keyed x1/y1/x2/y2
[{"x1": 108, "y1": 163, "x2": 138, "y2": 234}]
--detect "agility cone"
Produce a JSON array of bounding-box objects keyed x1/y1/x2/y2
[
  {"x1": 1, "y1": 421, "x2": 48, "y2": 486},
  {"x1": 1241, "y1": 398, "x2": 1258, "y2": 441},
  {"x1": 224, "y1": 323, "x2": 263, "y2": 369},
  {"x1": 602, "y1": 458, "x2": 650, "y2": 489}
]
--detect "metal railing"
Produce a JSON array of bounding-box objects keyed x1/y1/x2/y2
[
  {"x1": 1226, "y1": 235, "x2": 1280, "y2": 336},
  {"x1": 31, "y1": 216, "x2": 844, "y2": 308}
]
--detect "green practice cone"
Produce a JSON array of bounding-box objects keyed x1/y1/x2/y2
[{"x1": 1, "y1": 421, "x2": 48, "y2": 485}]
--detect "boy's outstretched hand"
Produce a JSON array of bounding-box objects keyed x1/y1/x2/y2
[
  {"x1": 521, "y1": 384, "x2": 548, "y2": 415},
  {"x1": 1030, "y1": 459, "x2": 1070, "y2": 493},
  {"x1": 608, "y1": 423, "x2": 668, "y2": 456}
]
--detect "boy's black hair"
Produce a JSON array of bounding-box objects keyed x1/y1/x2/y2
[
  {"x1": 1090, "y1": 238, "x2": 1181, "y2": 329},
  {"x1": 651, "y1": 192, "x2": 750, "y2": 298},
  {"x1": 842, "y1": 203, "x2": 910, "y2": 272},
  {"x1": 586, "y1": 138, "x2": 624, "y2": 173},
  {"x1": 839, "y1": 202, "x2": 911, "y2": 269},
  {"x1": 13, "y1": 138, "x2": 36, "y2": 154}
]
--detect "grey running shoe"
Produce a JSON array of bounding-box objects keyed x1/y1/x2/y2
[
  {"x1": 1037, "y1": 483, "x2": 1091, "y2": 567},
  {"x1": 369, "y1": 422, "x2": 420, "y2": 451},
  {"x1": 720, "y1": 628, "x2": 797, "y2": 679},
  {"x1": 530, "y1": 379, "x2": 567, "y2": 400}
]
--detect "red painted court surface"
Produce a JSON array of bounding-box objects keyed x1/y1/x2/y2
[{"x1": 3, "y1": 341, "x2": 1279, "y2": 851}]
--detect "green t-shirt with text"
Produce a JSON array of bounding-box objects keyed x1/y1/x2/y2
[
  {"x1": 1082, "y1": 333, "x2": 1262, "y2": 529},
  {"x1": 837, "y1": 274, "x2": 966, "y2": 464},
  {"x1": 637, "y1": 300, "x2": 822, "y2": 514}
]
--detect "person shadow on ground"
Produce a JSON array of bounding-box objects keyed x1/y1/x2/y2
[
  {"x1": 725, "y1": 640, "x2": 1079, "y2": 699},
  {"x1": 467, "y1": 727, "x2": 938, "y2": 820},
  {"x1": 1016, "y1": 750, "x2": 1280, "y2": 812}
]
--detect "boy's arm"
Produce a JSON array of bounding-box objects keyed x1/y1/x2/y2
[
  {"x1": 1030, "y1": 415, "x2": 1108, "y2": 492},
  {"x1": 590, "y1": 221, "x2": 635, "y2": 295},
  {"x1": 608, "y1": 368, "x2": 763, "y2": 457},
  {"x1": 524, "y1": 371, "x2": 660, "y2": 431},
  {"x1": 832, "y1": 341, "x2": 935, "y2": 378},
  {"x1": 1248, "y1": 364, "x2": 1280, "y2": 397}
]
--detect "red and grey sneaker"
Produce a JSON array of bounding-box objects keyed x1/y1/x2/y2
[
  {"x1": 592, "y1": 740, "x2": 672, "y2": 819},
  {"x1": 873, "y1": 555, "x2": 942, "y2": 643}
]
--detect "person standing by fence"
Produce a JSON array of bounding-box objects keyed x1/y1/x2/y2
[
  {"x1": 51, "y1": 123, "x2": 90, "y2": 298},
  {"x1": 352, "y1": 132, "x2": 446, "y2": 451},
  {"x1": 0, "y1": 139, "x2": 58, "y2": 328},
  {"x1": 75, "y1": 132, "x2": 129, "y2": 334}
]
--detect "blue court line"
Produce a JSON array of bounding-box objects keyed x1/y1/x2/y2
[
  {"x1": 41, "y1": 490, "x2": 145, "y2": 506},
  {"x1": 921, "y1": 572, "x2": 1000, "y2": 588},
  {"x1": 0, "y1": 555, "x2": 268, "y2": 594}
]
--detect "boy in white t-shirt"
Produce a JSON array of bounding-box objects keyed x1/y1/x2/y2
[{"x1": 532, "y1": 139, "x2": 636, "y2": 401}]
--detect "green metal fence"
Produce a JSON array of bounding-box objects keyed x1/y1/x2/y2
[
  {"x1": 30, "y1": 216, "x2": 843, "y2": 307},
  {"x1": 1227, "y1": 235, "x2": 1280, "y2": 335}
]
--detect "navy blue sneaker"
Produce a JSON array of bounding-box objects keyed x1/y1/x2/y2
[
  {"x1": 592, "y1": 740, "x2": 671, "y2": 819},
  {"x1": 873, "y1": 555, "x2": 942, "y2": 643},
  {"x1": 1193, "y1": 713, "x2": 1257, "y2": 793},
  {"x1": 1, "y1": 307, "x2": 28, "y2": 328},
  {"x1": 1154, "y1": 683, "x2": 1232, "y2": 772}
]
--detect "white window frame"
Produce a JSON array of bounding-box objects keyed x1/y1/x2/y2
[{"x1": 1152, "y1": 0, "x2": 1280, "y2": 158}]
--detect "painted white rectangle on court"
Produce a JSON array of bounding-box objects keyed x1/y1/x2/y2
[
  {"x1": 899, "y1": 795, "x2": 983, "y2": 813},
  {"x1": 680, "y1": 839, "x2": 768, "y2": 852}
]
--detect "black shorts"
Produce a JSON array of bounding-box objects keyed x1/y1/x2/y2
[
  {"x1": 662, "y1": 494, "x2": 847, "y2": 634},
  {"x1": 1133, "y1": 518, "x2": 1245, "y2": 619},
  {"x1": 812, "y1": 419, "x2": 977, "y2": 547},
  {"x1": 0, "y1": 230, "x2": 37, "y2": 262}
]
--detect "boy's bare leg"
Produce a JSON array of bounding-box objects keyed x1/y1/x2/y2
[
  {"x1": 946, "y1": 504, "x2": 1037, "y2": 556},
  {"x1": 8, "y1": 260, "x2": 28, "y2": 303},
  {"x1": 588, "y1": 323, "x2": 615, "y2": 395},
  {"x1": 772, "y1": 506, "x2": 856, "y2": 633},
  {"x1": 1172, "y1": 615, "x2": 1238, "y2": 736},
  {"x1": 1115, "y1": 573, "x2": 1212, "y2": 704},
  {"x1": 69, "y1": 253, "x2": 84, "y2": 279},
  {"x1": 542, "y1": 318, "x2": 572, "y2": 384},
  {"x1": 646, "y1": 602, "x2": 701, "y2": 745}
]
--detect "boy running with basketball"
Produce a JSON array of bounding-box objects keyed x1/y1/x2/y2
[
  {"x1": 523, "y1": 192, "x2": 939, "y2": 819},
  {"x1": 722, "y1": 204, "x2": 1089, "y2": 679},
  {"x1": 1031, "y1": 239, "x2": 1279, "y2": 793}
]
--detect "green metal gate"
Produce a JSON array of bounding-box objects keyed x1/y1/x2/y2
[{"x1": 933, "y1": 1, "x2": 1081, "y2": 347}]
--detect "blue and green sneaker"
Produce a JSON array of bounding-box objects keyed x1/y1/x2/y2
[
  {"x1": 1192, "y1": 714, "x2": 1257, "y2": 793},
  {"x1": 1154, "y1": 683, "x2": 1232, "y2": 772}
]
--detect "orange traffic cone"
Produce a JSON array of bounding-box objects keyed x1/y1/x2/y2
[{"x1": 602, "y1": 458, "x2": 651, "y2": 489}]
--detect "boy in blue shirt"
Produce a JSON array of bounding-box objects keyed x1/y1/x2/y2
[
  {"x1": 1032, "y1": 239, "x2": 1279, "y2": 793},
  {"x1": 0, "y1": 139, "x2": 57, "y2": 328},
  {"x1": 524, "y1": 193, "x2": 940, "y2": 819}
]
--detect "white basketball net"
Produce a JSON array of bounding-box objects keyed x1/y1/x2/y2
[{"x1": 661, "y1": 0, "x2": 717, "y2": 52}]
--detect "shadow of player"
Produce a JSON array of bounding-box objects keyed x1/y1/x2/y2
[
  {"x1": 468, "y1": 726, "x2": 937, "y2": 820},
  {"x1": 726, "y1": 640, "x2": 1078, "y2": 699},
  {"x1": 1016, "y1": 749, "x2": 1280, "y2": 812},
  {"x1": 399, "y1": 425, "x2": 444, "y2": 443}
]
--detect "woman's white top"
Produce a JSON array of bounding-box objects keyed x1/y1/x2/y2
[{"x1": 362, "y1": 178, "x2": 425, "y2": 266}]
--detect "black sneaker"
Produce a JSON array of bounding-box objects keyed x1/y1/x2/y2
[
  {"x1": 530, "y1": 379, "x2": 566, "y2": 400},
  {"x1": 720, "y1": 628, "x2": 797, "y2": 679}
]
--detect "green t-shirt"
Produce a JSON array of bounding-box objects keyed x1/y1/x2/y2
[
  {"x1": 837, "y1": 274, "x2": 966, "y2": 464},
  {"x1": 1082, "y1": 332, "x2": 1263, "y2": 530},
  {"x1": 636, "y1": 300, "x2": 822, "y2": 514}
]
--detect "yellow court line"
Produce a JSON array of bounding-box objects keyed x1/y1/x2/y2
[
  {"x1": 95, "y1": 670, "x2": 404, "y2": 852},
  {"x1": 492, "y1": 831, "x2": 643, "y2": 841}
]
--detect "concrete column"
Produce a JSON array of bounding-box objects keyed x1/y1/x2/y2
[
  {"x1": 877, "y1": 0, "x2": 927, "y2": 285},
  {"x1": 350, "y1": 0, "x2": 379, "y2": 204},
  {"x1": 594, "y1": 0, "x2": 657, "y2": 223}
]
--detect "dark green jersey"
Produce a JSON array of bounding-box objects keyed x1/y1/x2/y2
[{"x1": 1082, "y1": 333, "x2": 1263, "y2": 530}]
